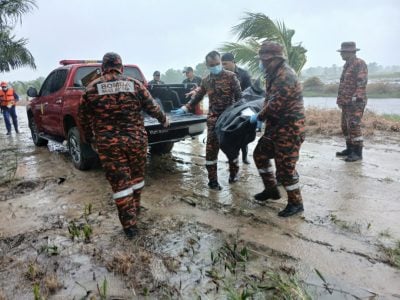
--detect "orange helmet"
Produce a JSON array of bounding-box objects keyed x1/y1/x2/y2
[{"x1": 0, "y1": 82, "x2": 7, "y2": 87}]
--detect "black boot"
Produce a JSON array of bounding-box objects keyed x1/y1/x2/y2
[
  {"x1": 278, "y1": 203, "x2": 304, "y2": 217},
  {"x1": 254, "y1": 186, "x2": 281, "y2": 201},
  {"x1": 345, "y1": 145, "x2": 363, "y2": 162},
  {"x1": 124, "y1": 225, "x2": 139, "y2": 239},
  {"x1": 208, "y1": 180, "x2": 222, "y2": 190},
  {"x1": 336, "y1": 142, "x2": 351, "y2": 157}
]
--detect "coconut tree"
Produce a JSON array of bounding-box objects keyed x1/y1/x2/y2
[
  {"x1": 0, "y1": 0, "x2": 37, "y2": 72},
  {"x1": 220, "y1": 12, "x2": 307, "y2": 76}
]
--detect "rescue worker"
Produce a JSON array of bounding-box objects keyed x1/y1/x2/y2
[
  {"x1": 172, "y1": 51, "x2": 242, "y2": 190},
  {"x1": 336, "y1": 41, "x2": 368, "y2": 162},
  {"x1": 250, "y1": 41, "x2": 305, "y2": 217},
  {"x1": 78, "y1": 52, "x2": 169, "y2": 238},
  {"x1": 148, "y1": 70, "x2": 165, "y2": 85},
  {"x1": 182, "y1": 66, "x2": 202, "y2": 86},
  {"x1": 0, "y1": 82, "x2": 19, "y2": 135},
  {"x1": 221, "y1": 52, "x2": 253, "y2": 164}
]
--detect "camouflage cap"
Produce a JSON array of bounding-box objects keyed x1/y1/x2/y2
[
  {"x1": 102, "y1": 52, "x2": 123, "y2": 73},
  {"x1": 258, "y1": 41, "x2": 284, "y2": 59}
]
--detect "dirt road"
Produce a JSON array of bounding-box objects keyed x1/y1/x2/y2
[{"x1": 1, "y1": 108, "x2": 400, "y2": 299}]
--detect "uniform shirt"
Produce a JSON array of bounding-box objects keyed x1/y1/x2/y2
[
  {"x1": 78, "y1": 72, "x2": 166, "y2": 141},
  {"x1": 337, "y1": 57, "x2": 368, "y2": 106},
  {"x1": 258, "y1": 60, "x2": 305, "y2": 125},
  {"x1": 187, "y1": 70, "x2": 242, "y2": 115},
  {"x1": 234, "y1": 66, "x2": 252, "y2": 91},
  {"x1": 148, "y1": 79, "x2": 165, "y2": 85},
  {"x1": 182, "y1": 76, "x2": 202, "y2": 86}
]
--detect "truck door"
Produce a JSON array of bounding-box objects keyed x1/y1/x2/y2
[{"x1": 41, "y1": 69, "x2": 68, "y2": 136}]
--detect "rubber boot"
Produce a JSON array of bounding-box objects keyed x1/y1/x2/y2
[
  {"x1": 115, "y1": 194, "x2": 138, "y2": 238},
  {"x1": 278, "y1": 189, "x2": 304, "y2": 217},
  {"x1": 336, "y1": 141, "x2": 351, "y2": 157},
  {"x1": 345, "y1": 145, "x2": 363, "y2": 162},
  {"x1": 254, "y1": 186, "x2": 281, "y2": 201}
]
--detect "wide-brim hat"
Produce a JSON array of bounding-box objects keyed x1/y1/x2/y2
[{"x1": 337, "y1": 41, "x2": 360, "y2": 52}]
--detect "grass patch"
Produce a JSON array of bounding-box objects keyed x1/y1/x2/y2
[
  {"x1": 305, "y1": 108, "x2": 400, "y2": 136},
  {"x1": 382, "y1": 114, "x2": 400, "y2": 122},
  {"x1": 206, "y1": 239, "x2": 311, "y2": 299},
  {"x1": 379, "y1": 229, "x2": 392, "y2": 238},
  {"x1": 379, "y1": 241, "x2": 400, "y2": 268}
]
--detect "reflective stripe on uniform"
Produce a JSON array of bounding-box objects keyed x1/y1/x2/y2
[
  {"x1": 285, "y1": 183, "x2": 299, "y2": 191},
  {"x1": 113, "y1": 187, "x2": 133, "y2": 200},
  {"x1": 205, "y1": 160, "x2": 218, "y2": 165},
  {"x1": 258, "y1": 167, "x2": 274, "y2": 174},
  {"x1": 353, "y1": 136, "x2": 363, "y2": 142},
  {"x1": 132, "y1": 180, "x2": 145, "y2": 190}
]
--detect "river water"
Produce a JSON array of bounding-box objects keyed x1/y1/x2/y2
[{"x1": 304, "y1": 97, "x2": 400, "y2": 114}]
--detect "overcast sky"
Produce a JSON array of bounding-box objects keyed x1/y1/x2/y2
[{"x1": 3, "y1": 0, "x2": 400, "y2": 82}]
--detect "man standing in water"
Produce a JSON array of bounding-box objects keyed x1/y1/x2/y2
[
  {"x1": 336, "y1": 41, "x2": 368, "y2": 162},
  {"x1": 78, "y1": 52, "x2": 169, "y2": 238}
]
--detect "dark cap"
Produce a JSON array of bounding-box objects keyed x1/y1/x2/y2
[
  {"x1": 258, "y1": 41, "x2": 284, "y2": 59},
  {"x1": 102, "y1": 52, "x2": 123, "y2": 73},
  {"x1": 337, "y1": 41, "x2": 360, "y2": 52},
  {"x1": 182, "y1": 66, "x2": 193, "y2": 73},
  {"x1": 221, "y1": 53, "x2": 235, "y2": 62},
  {"x1": 153, "y1": 70, "x2": 161, "y2": 76}
]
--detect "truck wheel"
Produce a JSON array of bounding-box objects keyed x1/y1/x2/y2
[
  {"x1": 29, "y1": 116, "x2": 48, "y2": 146},
  {"x1": 150, "y1": 142, "x2": 174, "y2": 154},
  {"x1": 67, "y1": 127, "x2": 96, "y2": 170}
]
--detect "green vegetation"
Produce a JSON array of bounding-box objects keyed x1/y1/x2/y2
[
  {"x1": 220, "y1": 12, "x2": 307, "y2": 76},
  {"x1": 382, "y1": 114, "x2": 400, "y2": 122},
  {"x1": 0, "y1": 0, "x2": 37, "y2": 72},
  {"x1": 379, "y1": 241, "x2": 400, "y2": 269},
  {"x1": 206, "y1": 239, "x2": 310, "y2": 299}
]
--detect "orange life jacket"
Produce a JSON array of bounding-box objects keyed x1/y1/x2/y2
[{"x1": 0, "y1": 88, "x2": 16, "y2": 107}]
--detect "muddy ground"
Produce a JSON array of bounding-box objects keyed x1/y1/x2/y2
[{"x1": 0, "y1": 108, "x2": 400, "y2": 299}]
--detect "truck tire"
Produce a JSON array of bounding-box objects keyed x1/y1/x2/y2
[
  {"x1": 150, "y1": 142, "x2": 174, "y2": 154},
  {"x1": 28, "y1": 116, "x2": 48, "y2": 146},
  {"x1": 67, "y1": 126, "x2": 96, "y2": 170}
]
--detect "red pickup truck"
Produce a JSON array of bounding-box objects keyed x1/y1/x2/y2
[{"x1": 26, "y1": 60, "x2": 206, "y2": 170}]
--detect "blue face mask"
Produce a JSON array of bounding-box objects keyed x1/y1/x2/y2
[{"x1": 208, "y1": 64, "x2": 223, "y2": 75}]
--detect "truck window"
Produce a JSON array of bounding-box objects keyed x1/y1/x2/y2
[
  {"x1": 73, "y1": 66, "x2": 144, "y2": 87},
  {"x1": 51, "y1": 69, "x2": 68, "y2": 93},
  {"x1": 39, "y1": 69, "x2": 68, "y2": 96},
  {"x1": 123, "y1": 67, "x2": 144, "y2": 82},
  {"x1": 40, "y1": 71, "x2": 56, "y2": 96},
  {"x1": 74, "y1": 66, "x2": 99, "y2": 87}
]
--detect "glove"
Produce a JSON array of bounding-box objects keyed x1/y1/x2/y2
[
  {"x1": 171, "y1": 106, "x2": 188, "y2": 115},
  {"x1": 249, "y1": 114, "x2": 258, "y2": 124}
]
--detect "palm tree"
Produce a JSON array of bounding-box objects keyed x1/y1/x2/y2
[
  {"x1": 0, "y1": 0, "x2": 37, "y2": 73},
  {"x1": 220, "y1": 12, "x2": 307, "y2": 76}
]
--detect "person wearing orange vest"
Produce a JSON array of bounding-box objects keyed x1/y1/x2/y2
[{"x1": 0, "y1": 82, "x2": 19, "y2": 135}]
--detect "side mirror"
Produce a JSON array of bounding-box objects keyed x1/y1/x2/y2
[{"x1": 27, "y1": 87, "x2": 38, "y2": 97}]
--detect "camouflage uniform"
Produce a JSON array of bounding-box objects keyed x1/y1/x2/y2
[
  {"x1": 186, "y1": 69, "x2": 242, "y2": 184},
  {"x1": 337, "y1": 57, "x2": 368, "y2": 148},
  {"x1": 253, "y1": 42, "x2": 305, "y2": 210},
  {"x1": 78, "y1": 53, "x2": 166, "y2": 233}
]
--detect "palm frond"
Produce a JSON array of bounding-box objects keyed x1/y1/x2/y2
[
  {"x1": 231, "y1": 12, "x2": 282, "y2": 42},
  {"x1": 225, "y1": 12, "x2": 307, "y2": 74},
  {"x1": 0, "y1": 0, "x2": 37, "y2": 28},
  {"x1": 0, "y1": 30, "x2": 36, "y2": 72}
]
